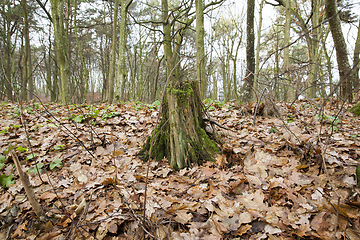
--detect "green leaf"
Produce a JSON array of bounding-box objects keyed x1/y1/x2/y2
[
  {"x1": 0, "y1": 174, "x2": 15, "y2": 188},
  {"x1": 0, "y1": 127, "x2": 10, "y2": 135},
  {"x1": 28, "y1": 162, "x2": 44, "y2": 175},
  {"x1": 26, "y1": 153, "x2": 36, "y2": 161},
  {"x1": 0, "y1": 155, "x2": 5, "y2": 170},
  {"x1": 47, "y1": 123, "x2": 58, "y2": 128},
  {"x1": 74, "y1": 115, "x2": 84, "y2": 123},
  {"x1": 351, "y1": 134, "x2": 356, "y2": 138},
  {"x1": 270, "y1": 127, "x2": 278, "y2": 133},
  {"x1": 17, "y1": 146, "x2": 28, "y2": 152},
  {"x1": 53, "y1": 145, "x2": 65, "y2": 151},
  {"x1": 3, "y1": 144, "x2": 17, "y2": 155},
  {"x1": 50, "y1": 158, "x2": 63, "y2": 170}
]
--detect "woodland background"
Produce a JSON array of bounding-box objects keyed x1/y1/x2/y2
[{"x1": 1, "y1": 0, "x2": 359, "y2": 104}]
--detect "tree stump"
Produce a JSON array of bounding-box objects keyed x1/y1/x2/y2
[{"x1": 139, "y1": 80, "x2": 219, "y2": 169}]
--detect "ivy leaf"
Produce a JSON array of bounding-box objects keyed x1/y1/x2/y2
[
  {"x1": 74, "y1": 115, "x2": 84, "y2": 123},
  {"x1": 50, "y1": 158, "x2": 63, "y2": 170},
  {"x1": 17, "y1": 146, "x2": 28, "y2": 152},
  {"x1": 0, "y1": 174, "x2": 15, "y2": 188},
  {"x1": 26, "y1": 153, "x2": 37, "y2": 161},
  {"x1": 28, "y1": 162, "x2": 44, "y2": 175}
]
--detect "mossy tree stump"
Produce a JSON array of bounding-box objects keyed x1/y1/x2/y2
[{"x1": 140, "y1": 80, "x2": 219, "y2": 170}]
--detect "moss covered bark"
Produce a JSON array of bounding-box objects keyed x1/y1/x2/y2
[{"x1": 139, "y1": 80, "x2": 219, "y2": 170}]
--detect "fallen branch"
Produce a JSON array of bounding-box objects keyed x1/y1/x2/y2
[{"x1": 10, "y1": 150, "x2": 44, "y2": 219}]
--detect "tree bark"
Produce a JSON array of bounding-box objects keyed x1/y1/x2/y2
[
  {"x1": 244, "y1": 0, "x2": 255, "y2": 102},
  {"x1": 325, "y1": 0, "x2": 353, "y2": 102},
  {"x1": 50, "y1": 0, "x2": 70, "y2": 104},
  {"x1": 254, "y1": 0, "x2": 265, "y2": 99},
  {"x1": 107, "y1": 0, "x2": 119, "y2": 104},
  {"x1": 21, "y1": 0, "x2": 32, "y2": 101},
  {"x1": 117, "y1": 0, "x2": 133, "y2": 101},
  {"x1": 353, "y1": 17, "x2": 360, "y2": 92},
  {"x1": 283, "y1": 0, "x2": 292, "y2": 101},
  {"x1": 74, "y1": 0, "x2": 89, "y2": 102},
  {"x1": 140, "y1": 81, "x2": 219, "y2": 169},
  {"x1": 196, "y1": 0, "x2": 206, "y2": 98}
]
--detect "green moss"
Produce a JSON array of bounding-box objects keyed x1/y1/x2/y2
[
  {"x1": 350, "y1": 102, "x2": 360, "y2": 116},
  {"x1": 167, "y1": 81, "x2": 194, "y2": 107}
]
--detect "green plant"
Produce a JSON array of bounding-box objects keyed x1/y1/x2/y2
[
  {"x1": 53, "y1": 145, "x2": 65, "y2": 151},
  {"x1": 287, "y1": 115, "x2": 294, "y2": 123},
  {"x1": 349, "y1": 102, "x2": 360, "y2": 116},
  {"x1": 214, "y1": 100, "x2": 225, "y2": 109},
  {"x1": 134, "y1": 102, "x2": 143, "y2": 111},
  {"x1": 50, "y1": 158, "x2": 63, "y2": 170},
  {"x1": 33, "y1": 123, "x2": 44, "y2": 132},
  {"x1": 102, "y1": 111, "x2": 121, "y2": 120},
  {"x1": 315, "y1": 113, "x2": 340, "y2": 131},
  {"x1": 3, "y1": 144, "x2": 16, "y2": 155},
  {"x1": 149, "y1": 100, "x2": 161, "y2": 109},
  {"x1": 87, "y1": 109, "x2": 99, "y2": 119},
  {"x1": 0, "y1": 155, "x2": 5, "y2": 170},
  {"x1": 0, "y1": 127, "x2": 10, "y2": 135},
  {"x1": 270, "y1": 127, "x2": 278, "y2": 133},
  {"x1": 16, "y1": 146, "x2": 27, "y2": 152},
  {"x1": 28, "y1": 162, "x2": 44, "y2": 175},
  {"x1": 26, "y1": 153, "x2": 37, "y2": 161},
  {"x1": 0, "y1": 174, "x2": 15, "y2": 188},
  {"x1": 73, "y1": 115, "x2": 85, "y2": 123}
]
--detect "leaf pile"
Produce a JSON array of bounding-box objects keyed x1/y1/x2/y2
[{"x1": 0, "y1": 99, "x2": 360, "y2": 239}]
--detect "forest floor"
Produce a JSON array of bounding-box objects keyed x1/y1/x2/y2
[{"x1": 0, "y1": 99, "x2": 359, "y2": 240}]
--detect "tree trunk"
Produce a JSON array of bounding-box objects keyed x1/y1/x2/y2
[
  {"x1": 140, "y1": 0, "x2": 219, "y2": 169},
  {"x1": 254, "y1": 0, "x2": 264, "y2": 99},
  {"x1": 325, "y1": 0, "x2": 353, "y2": 102},
  {"x1": 140, "y1": 81, "x2": 219, "y2": 169},
  {"x1": 50, "y1": 0, "x2": 70, "y2": 104},
  {"x1": 74, "y1": 0, "x2": 89, "y2": 102},
  {"x1": 107, "y1": 0, "x2": 119, "y2": 104},
  {"x1": 196, "y1": 0, "x2": 206, "y2": 98},
  {"x1": 353, "y1": 17, "x2": 360, "y2": 92},
  {"x1": 283, "y1": 0, "x2": 293, "y2": 101},
  {"x1": 244, "y1": 0, "x2": 255, "y2": 102},
  {"x1": 117, "y1": 0, "x2": 133, "y2": 101},
  {"x1": 21, "y1": 0, "x2": 31, "y2": 101}
]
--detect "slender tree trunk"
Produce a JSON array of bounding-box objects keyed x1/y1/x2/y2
[
  {"x1": 5, "y1": 36, "x2": 13, "y2": 101},
  {"x1": 117, "y1": 0, "x2": 133, "y2": 101},
  {"x1": 283, "y1": 0, "x2": 292, "y2": 101},
  {"x1": 74, "y1": 0, "x2": 89, "y2": 102},
  {"x1": 325, "y1": 0, "x2": 353, "y2": 102},
  {"x1": 196, "y1": 0, "x2": 206, "y2": 98},
  {"x1": 21, "y1": 0, "x2": 31, "y2": 101},
  {"x1": 107, "y1": 0, "x2": 119, "y2": 104},
  {"x1": 50, "y1": 0, "x2": 70, "y2": 104},
  {"x1": 353, "y1": 17, "x2": 360, "y2": 92},
  {"x1": 254, "y1": 0, "x2": 264, "y2": 99},
  {"x1": 244, "y1": 0, "x2": 255, "y2": 102}
]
